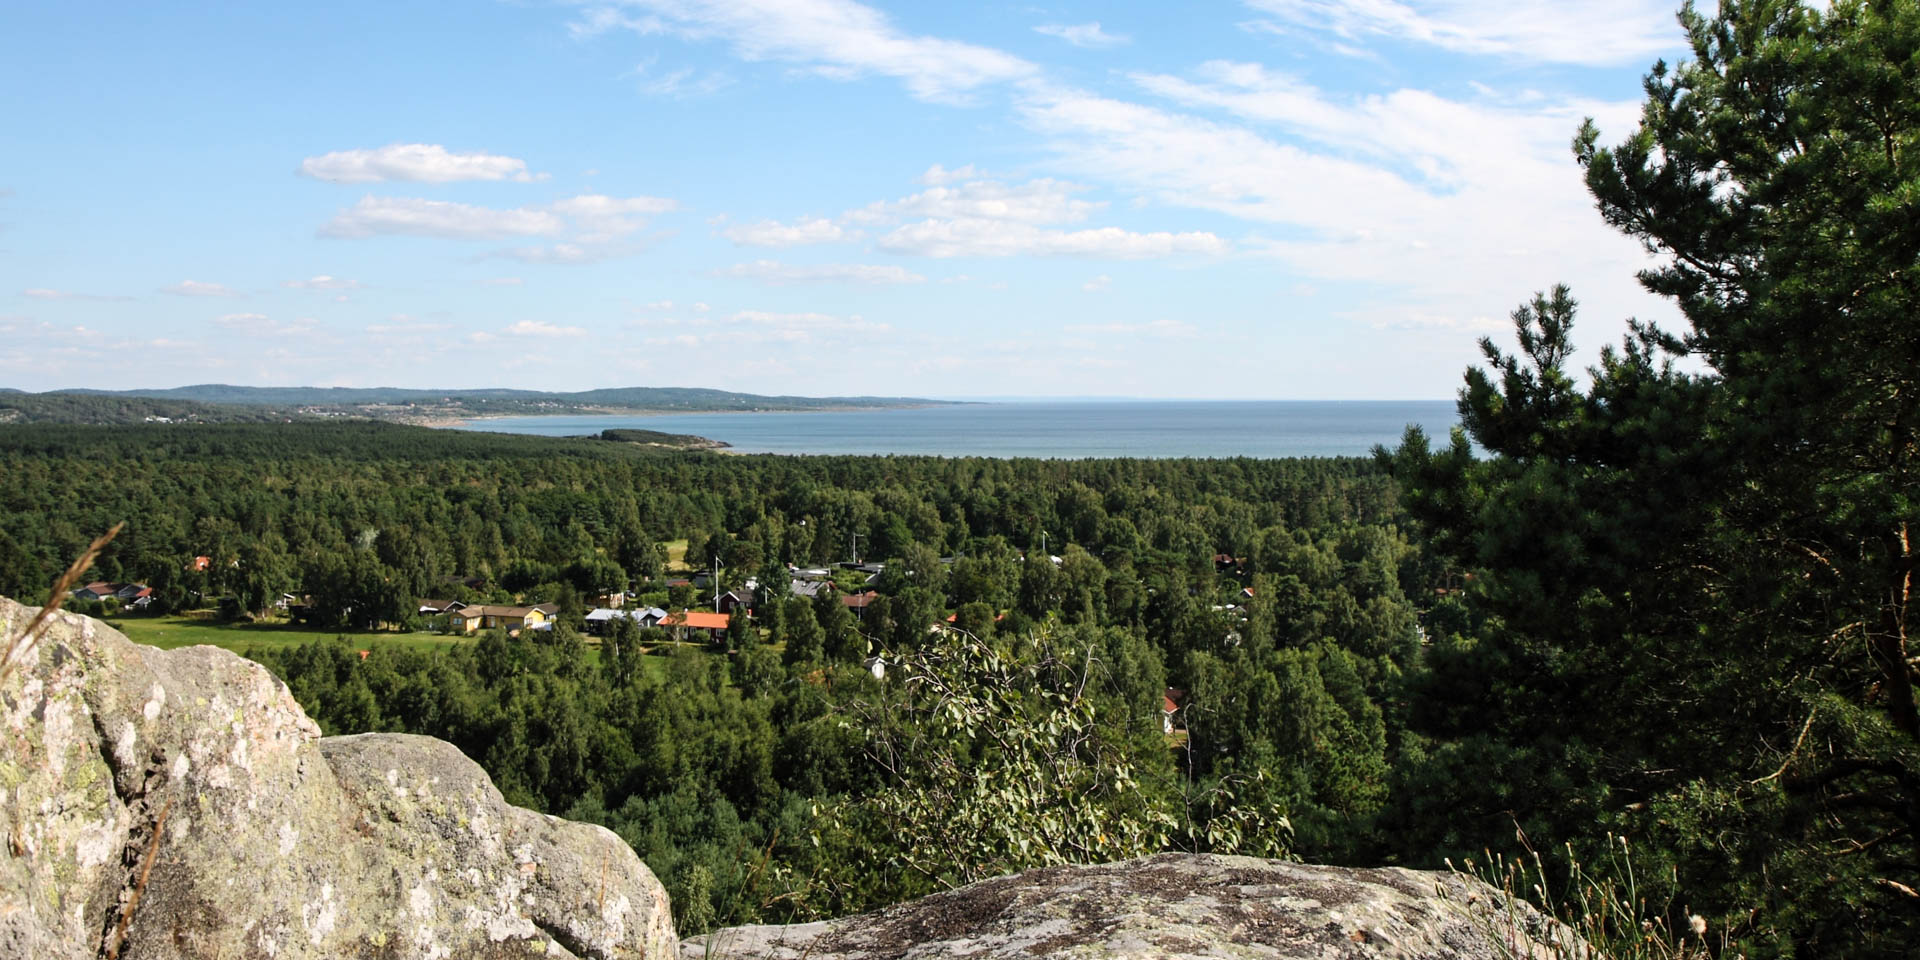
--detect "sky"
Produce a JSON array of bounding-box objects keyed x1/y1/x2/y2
[{"x1": 1, "y1": 1, "x2": 1699, "y2": 399}]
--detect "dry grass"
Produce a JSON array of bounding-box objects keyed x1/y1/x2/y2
[
  {"x1": 0, "y1": 523, "x2": 123, "y2": 686},
  {"x1": 1445, "y1": 836, "x2": 1732, "y2": 960},
  {"x1": 105, "y1": 793, "x2": 171, "y2": 960}
]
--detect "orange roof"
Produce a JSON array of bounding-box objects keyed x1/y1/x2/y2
[{"x1": 665, "y1": 610, "x2": 729, "y2": 629}]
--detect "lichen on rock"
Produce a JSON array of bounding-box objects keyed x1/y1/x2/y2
[
  {"x1": 0, "y1": 597, "x2": 677, "y2": 960},
  {"x1": 681, "y1": 853, "x2": 1582, "y2": 960}
]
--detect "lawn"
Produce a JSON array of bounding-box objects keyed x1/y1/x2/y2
[
  {"x1": 663, "y1": 538, "x2": 690, "y2": 571},
  {"x1": 104, "y1": 612, "x2": 460, "y2": 657},
  {"x1": 102, "y1": 612, "x2": 689, "y2": 680}
]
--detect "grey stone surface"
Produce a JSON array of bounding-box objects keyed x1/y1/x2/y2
[
  {"x1": 0, "y1": 597, "x2": 677, "y2": 960},
  {"x1": 682, "y1": 853, "x2": 1579, "y2": 960}
]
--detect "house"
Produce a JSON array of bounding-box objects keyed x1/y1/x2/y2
[
  {"x1": 1163, "y1": 687, "x2": 1187, "y2": 735},
  {"x1": 840, "y1": 591, "x2": 880, "y2": 619},
  {"x1": 592, "y1": 591, "x2": 626, "y2": 609},
  {"x1": 71, "y1": 582, "x2": 152, "y2": 608},
  {"x1": 789, "y1": 579, "x2": 830, "y2": 600},
  {"x1": 447, "y1": 604, "x2": 559, "y2": 635},
  {"x1": 863, "y1": 655, "x2": 886, "y2": 680},
  {"x1": 790, "y1": 566, "x2": 834, "y2": 581},
  {"x1": 583, "y1": 608, "x2": 624, "y2": 634},
  {"x1": 717, "y1": 588, "x2": 755, "y2": 618},
  {"x1": 416, "y1": 598, "x2": 466, "y2": 615},
  {"x1": 660, "y1": 609, "x2": 729, "y2": 643},
  {"x1": 583, "y1": 606, "x2": 669, "y2": 635},
  {"x1": 71, "y1": 581, "x2": 118, "y2": 602},
  {"x1": 189, "y1": 556, "x2": 212, "y2": 572}
]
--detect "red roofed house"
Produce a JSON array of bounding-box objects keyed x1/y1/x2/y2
[
  {"x1": 1162, "y1": 687, "x2": 1186, "y2": 735},
  {"x1": 840, "y1": 591, "x2": 879, "y2": 619},
  {"x1": 662, "y1": 609, "x2": 729, "y2": 642}
]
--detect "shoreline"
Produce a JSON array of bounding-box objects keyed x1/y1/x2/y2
[{"x1": 432, "y1": 402, "x2": 957, "y2": 430}]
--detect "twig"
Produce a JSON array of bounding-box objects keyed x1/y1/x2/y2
[
  {"x1": 1751, "y1": 706, "x2": 1819, "y2": 784},
  {"x1": 106, "y1": 792, "x2": 171, "y2": 960},
  {"x1": 0, "y1": 523, "x2": 125, "y2": 686}
]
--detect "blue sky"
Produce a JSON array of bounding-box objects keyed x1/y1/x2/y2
[{"x1": 2, "y1": 1, "x2": 1695, "y2": 399}]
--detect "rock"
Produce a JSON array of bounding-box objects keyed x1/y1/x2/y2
[
  {"x1": 681, "y1": 853, "x2": 1579, "y2": 960},
  {"x1": 0, "y1": 597, "x2": 677, "y2": 960}
]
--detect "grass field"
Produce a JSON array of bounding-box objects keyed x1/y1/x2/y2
[
  {"x1": 101, "y1": 612, "x2": 704, "y2": 679},
  {"x1": 663, "y1": 538, "x2": 690, "y2": 571},
  {"x1": 104, "y1": 613, "x2": 463, "y2": 656}
]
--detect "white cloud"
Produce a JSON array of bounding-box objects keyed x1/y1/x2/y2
[
  {"x1": 550, "y1": 193, "x2": 678, "y2": 242},
  {"x1": 641, "y1": 299, "x2": 675, "y2": 310},
  {"x1": 504, "y1": 319, "x2": 587, "y2": 337},
  {"x1": 1017, "y1": 75, "x2": 1663, "y2": 348},
  {"x1": 632, "y1": 62, "x2": 734, "y2": 97},
  {"x1": 283, "y1": 274, "x2": 359, "y2": 290},
  {"x1": 321, "y1": 196, "x2": 563, "y2": 239},
  {"x1": 918, "y1": 163, "x2": 980, "y2": 186},
  {"x1": 846, "y1": 177, "x2": 1100, "y2": 226},
  {"x1": 298, "y1": 144, "x2": 542, "y2": 183},
  {"x1": 1034, "y1": 22, "x2": 1130, "y2": 49},
  {"x1": 571, "y1": 0, "x2": 1037, "y2": 102},
  {"x1": 550, "y1": 194, "x2": 677, "y2": 218},
  {"x1": 161, "y1": 280, "x2": 238, "y2": 297},
  {"x1": 214, "y1": 312, "x2": 317, "y2": 336},
  {"x1": 1365, "y1": 309, "x2": 1506, "y2": 332},
  {"x1": 495, "y1": 243, "x2": 609, "y2": 264},
  {"x1": 1241, "y1": 0, "x2": 1678, "y2": 67},
  {"x1": 878, "y1": 219, "x2": 1228, "y2": 259},
  {"x1": 22, "y1": 288, "x2": 133, "y2": 302},
  {"x1": 1082, "y1": 274, "x2": 1112, "y2": 292},
  {"x1": 721, "y1": 260, "x2": 926, "y2": 285},
  {"x1": 365, "y1": 316, "x2": 453, "y2": 337},
  {"x1": 728, "y1": 309, "x2": 890, "y2": 341},
  {"x1": 723, "y1": 216, "x2": 847, "y2": 247}
]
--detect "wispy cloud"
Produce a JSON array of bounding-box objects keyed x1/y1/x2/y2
[
  {"x1": 723, "y1": 216, "x2": 848, "y2": 247},
  {"x1": 320, "y1": 193, "x2": 675, "y2": 250},
  {"x1": 1082, "y1": 274, "x2": 1112, "y2": 293},
  {"x1": 321, "y1": 196, "x2": 563, "y2": 239},
  {"x1": 298, "y1": 143, "x2": 544, "y2": 183},
  {"x1": 504, "y1": 319, "x2": 587, "y2": 337},
  {"x1": 1241, "y1": 0, "x2": 1677, "y2": 67},
  {"x1": 214, "y1": 312, "x2": 317, "y2": 336},
  {"x1": 841, "y1": 170, "x2": 1224, "y2": 259},
  {"x1": 846, "y1": 175, "x2": 1101, "y2": 226},
  {"x1": 283, "y1": 274, "x2": 360, "y2": 290},
  {"x1": 22, "y1": 288, "x2": 133, "y2": 302},
  {"x1": 878, "y1": 219, "x2": 1227, "y2": 259},
  {"x1": 721, "y1": 260, "x2": 925, "y2": 285},
  {"x1": 1034, "y1": 22, "x2": 1130, "y2": 49},
  {"x1": 570, "y1": 0, "x2": 1037, "y2": 103},
  {"x1": 160, "y1": 280, "x2": 239, "y2": 297}
]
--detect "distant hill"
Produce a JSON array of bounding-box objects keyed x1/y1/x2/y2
[
  {"x1": 0, "y1": 392, "x2": 303, "y2": 425},
  {"x1": 5, "y1": 384, "x2": 954, "y2": 425}
]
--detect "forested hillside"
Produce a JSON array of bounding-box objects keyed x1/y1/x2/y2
[{"x1": 0, "y1": 421, "x2": 1420, "y2": 930}]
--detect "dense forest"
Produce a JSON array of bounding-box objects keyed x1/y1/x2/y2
[
  {"x1": 0, "y1": 421, "x2": 1414, "y2": 929},
  {"x1": 2, "y1": 2, "x2": 1914, "y2": 955}
]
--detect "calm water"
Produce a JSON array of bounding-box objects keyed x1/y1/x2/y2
[{"x1": 447, "y1": 401, "x2": 1457, "y2": 458}]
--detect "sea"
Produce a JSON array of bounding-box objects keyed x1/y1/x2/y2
[{"x1": 446, "y1": 400, "x2": 1459, "y2": 459}]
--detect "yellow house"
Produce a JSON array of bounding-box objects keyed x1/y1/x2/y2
[{"x1": 448, "y1": 603, "x2": 559, "y2": 635}]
